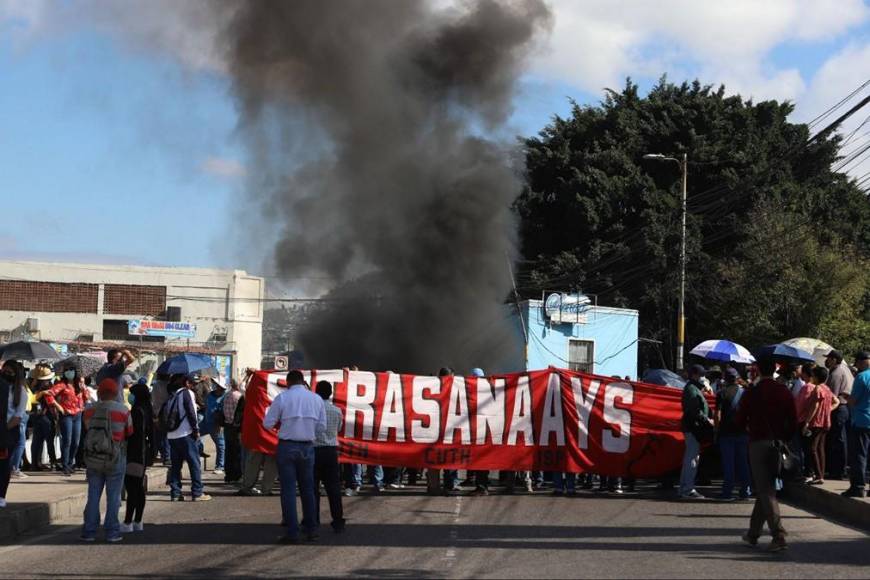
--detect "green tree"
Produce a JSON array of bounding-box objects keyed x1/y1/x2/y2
[{"x1": 516, "y1": 78, "x2": 870, "y2": 368}]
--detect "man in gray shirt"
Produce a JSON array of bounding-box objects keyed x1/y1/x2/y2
[{"x1": 826, "y1": 350, "x2": 854, "y2": 479}]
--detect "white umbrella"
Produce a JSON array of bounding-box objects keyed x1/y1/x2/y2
[{"x1": 781, "y1": 337, "x2": 834, "y2": 365}]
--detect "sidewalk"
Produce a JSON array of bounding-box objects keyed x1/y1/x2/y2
[
  {"x1": 0, "y1": 466, "x2": 170, "y2": 542},
  {"x1": 782, "y1": 477, "x2": 870, "y2": 532}
]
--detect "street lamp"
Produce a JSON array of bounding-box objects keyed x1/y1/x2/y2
[{"x1": 643, "y1": 152, "x2": 688, "y2": 372}]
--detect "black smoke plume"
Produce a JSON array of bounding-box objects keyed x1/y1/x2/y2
[{"x1": 221, "y1": 0, "x2": 552, "y2": 373}]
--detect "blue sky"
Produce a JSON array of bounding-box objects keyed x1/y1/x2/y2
[{"x1": 1, "y1": 0, "x2": 869, "y2": 273}]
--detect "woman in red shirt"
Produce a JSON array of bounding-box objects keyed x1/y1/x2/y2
[
  {"x1": 52, "y1": 370, "x2": 85, "y2": 475},
  {"x1": 803, "y1": 366, "x2": 836, "y2": 485}
]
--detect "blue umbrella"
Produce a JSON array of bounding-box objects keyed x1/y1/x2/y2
[
  {"x1": 156, "y1": 353, "x2": 217, "y2": 377},
  {"x1": 753, "y1": 343, "x2": 815, "y2": 363},
  {"x1": 689, "y1": 339, "x2": 755, "y2": 364},
  {"x1": 641, "y1": 368, "x2": 686, "y2": 389}
]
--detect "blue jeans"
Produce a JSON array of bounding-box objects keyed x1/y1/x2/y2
[
  {"x1": 344, "y1": 463, "x2": 363, "y2": 489},
  {"x1": 210, "y1": 431, "x2": 225, "y2": 470},
  {"x1": 553, "y1": 472, "x2": 576, "y2": 492},
  {"x1": 10, "y1": 413, "x2": 28, "y2": 470},
  {"x1": 30, "y1": 414, "x2": 53, "y2": 466},
  {"x1": 276, "y1": 441, "x2": 317, "y2": 539},
  {"x1": 168, "y1": 434, "x2": 204, "y2": 498},
  {"x1": 719, "y1": 434, "x2": 751, "y2": 498},
  {"x1": 368, "y1": 465, "x2": 384, "y2": 488},
  {"x1": 82, "y1": 457, "x2": 126, "y2": 539},
  {"x1": 848, "y1": 426, "x2": 870, "y2": 490},
  {"x1": 59, "y1": 413, "x2": 82, "y2": 470},
  {"x1": 679, "y1": 432, "x2": 701, "y2": 495}
]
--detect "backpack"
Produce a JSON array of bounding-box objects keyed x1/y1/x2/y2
[
  {"x1": 83, "y1": 404, "x2": 123, "y2": 474},
  {"x1": 158, "y1": 390, "x2": 184, "y2": 433}
]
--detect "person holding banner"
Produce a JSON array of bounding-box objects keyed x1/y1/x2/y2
[{"x1": 264, "y1": 370, "x2": 326, "y2": 544}]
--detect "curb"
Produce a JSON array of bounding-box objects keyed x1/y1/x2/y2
[
  {"x1": 0, "y1": 467, "x2": 168, "y2": 544},
  {"x1": 782, "y1": 482, "x2": 870, "y2": 533}
]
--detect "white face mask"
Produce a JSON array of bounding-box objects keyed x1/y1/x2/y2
[{"x1": 64, "y1": 370, "x2": 76, "y2": 380}]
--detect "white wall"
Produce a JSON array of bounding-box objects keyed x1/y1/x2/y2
[{"x1": 0, "y1": 260, "x2": 264, "y2": 379}]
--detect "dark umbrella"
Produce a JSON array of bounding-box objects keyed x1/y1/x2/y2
[
  {"x1": 753, "y1": 343, "x2": 815, "y2": 363},
  {"x1": 0, "y1": 340, "x2": 62, "y2": 361},
  {"x1": 641, "y1": 368, "x2": 687, "y2": 389},
  {"x1": 156, "y1": 353, "x2": 217, "y2": 377},
  {"x1": 54, "y1": 354, "x2": 104, "y2": 378}
]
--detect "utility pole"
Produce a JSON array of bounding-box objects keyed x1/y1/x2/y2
[
  {"x1": 643, "y1": 152, "x2": 688, "y2": 371},
  {"x1": 677, "y1": 153, "x2": 687, "y2": 372}
]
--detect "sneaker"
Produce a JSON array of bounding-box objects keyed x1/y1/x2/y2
[
  {"x1": 344, "y1": 488, "x2": 357, "y2": 497},
  {"x1": 809, "y1": 478, "x2": 824, "y2": 485},
  {"x1": 106, "y1": 536, "x2": 124, "y2": 543},
  {"x1": 192, "y1": 494, "x2": 213, "y2": 502},
  {"x1": 170, "y1": 495, "x2": 185, "y2": 502},
  {"x1": 841, "y1": 488, "x2": 867, "y2": 498},
  {"x1": 766, "y1": 537, "x2": 788, "y2": 552},
  {"x1": 388, "y1": 483, "x2": 402, "y2": 489},
  {"x1": 79, "y1": 535, "x2": 96, "y2": 542},
  {"x1": 119, "y1": 523, "x2": 134, "y2": 534},
  {"x1": 132, "y1": 521, "x2": 144, "y2": 532},
  {"x1": 213, "y1": 469, "x2": 225, "y2": 475},
  {"x1": 679, "y1": 490, "x2": 706, "y2": 500},
  {"x1": 235, "y1": 488, "x2": 262, "y2": 496},
  {"x1": 741, "y1": 533, "x2": 758, "y2": 547},
  {"x1": 11, "y1": 470, "x2": 27, "y2": 479}
]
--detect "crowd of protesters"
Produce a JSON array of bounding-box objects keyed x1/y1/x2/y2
[{"x1": 1, "y1": 347, "x2": 868, "y2": 548}]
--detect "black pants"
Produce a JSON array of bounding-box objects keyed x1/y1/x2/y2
[
  {"x1": 223, "y1": 425, "x2": 243, "y2": 482},
  {"x1": 474, "y1": 470, "x2": 490, "y2": 490},
  {"x1": 848, "y1": 427, "x2": 870, "y2": 490},
  {"x1": 124, "y1": 474, "x2": 147, "y2": 523},
  {"x1": 828, "y1": 405, "x2": 850, "y2": 477},
  {"x1": 314, "y1": 446, "x2": 344, "y2": 529},
  {"x1": 0, "y1": 443, "x2": 12, "y2": 499}
]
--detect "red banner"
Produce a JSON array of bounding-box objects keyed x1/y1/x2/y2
[{"x1": 244, "y1": 368, "x2": 689, "y2": 477}]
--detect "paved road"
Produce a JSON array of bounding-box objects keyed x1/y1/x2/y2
[{"x1": 2, "y1": 477, "x2": 868, "y2": 579}]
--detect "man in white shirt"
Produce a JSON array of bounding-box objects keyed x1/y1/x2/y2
[
  {"x1": 167, "y1": 373, "x2": 211, "y2": 502},
  {"x1": 264, "y1": 370, "x2": 326, "y2": 543}
]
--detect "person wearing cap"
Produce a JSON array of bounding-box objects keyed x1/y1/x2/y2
[
  {"x1": 843, "y1": 351, "x2": 870, "y2": 498},
  {"x1": 678, "y1": 364, "x2": 713, "y2": 499},
  {"x1": 735, "y1": 358, "x2": 797, "y2": 552},
  {"x1": 715, "y1": 367, "x2": 750, "y2": 500},
  {"x1": 199, "y1": 377, "x2": 227, "y2": 475},
  {"x1": 166, "y1": 372, "x2": 211, "y2": 502},
  {"x1": 80, "y1": 379, "x2": 133, "y2": 542},
  {"x1": 825, "y1": 349, "x2": 854, "y2": 480}
]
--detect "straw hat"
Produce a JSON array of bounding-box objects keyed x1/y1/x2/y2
[{"x1": 31, "y1": 366, "x2": 56, "y2": 382}]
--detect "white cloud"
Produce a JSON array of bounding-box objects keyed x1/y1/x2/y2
[
  {"x1": 200, "y1": 156, "x2": 246, "y2": 179},
  {"x1": 533, "y1": 0, "x2": 868, "y2": 102}
]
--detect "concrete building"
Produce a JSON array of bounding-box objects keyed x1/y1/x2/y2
[
  {"x1": 514, "y1": 294, "x2": 639, "y2": 379},
  {"x1": 0, "y1": 261, "x2": 264, "y2": 380}
]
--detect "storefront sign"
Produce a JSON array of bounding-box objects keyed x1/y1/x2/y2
[{"x1": 128, "y1": 320, "x2": 197, "y2": 339}]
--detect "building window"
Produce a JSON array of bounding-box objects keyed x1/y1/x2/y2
[
  {"x1": 0, "y1": 280, "x2": 98, "y2": 313},
  {"x1": 568, "y1": 339, "x2": 594, "y2": 373},
  {"x1": 103, "y1": 285, "x2": 167, "y2": 316},
  {"x1": 102, "y1": 320, "x2": 164, "y2": 343}
]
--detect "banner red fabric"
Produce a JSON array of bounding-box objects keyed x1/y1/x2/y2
[
  {"x1": 247, "y1": 368, "x2": 691, "y2": 477},
  {"x1": 240, "y1": 375, "x2": 279, "y2": 455}
]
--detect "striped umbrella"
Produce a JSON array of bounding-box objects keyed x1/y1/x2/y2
[{"x1": 690, "y1": 339, "x2": 755, "y2": 364}]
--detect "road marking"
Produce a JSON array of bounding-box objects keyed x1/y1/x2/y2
[{"x1": 442, "y1": 494, "x2": 463, "y2": 568}]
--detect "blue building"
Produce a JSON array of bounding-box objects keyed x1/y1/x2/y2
[{"x1": 513, "y1": 294, "x2": 639, "y2": 380}]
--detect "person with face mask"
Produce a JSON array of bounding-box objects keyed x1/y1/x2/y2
[{"x1": 51, "y1": 368, "x2": 86, "y2": 475}]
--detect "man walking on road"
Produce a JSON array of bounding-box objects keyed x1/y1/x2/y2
[
  {"x1": 167, "y1": 373, "x2": 211, "y2": 502},
  {"x1": 736, "y1": 358, "x2": 797, "y2": 552},
  {"x1": 313, "y1": 380, "x2": 345, "y2": 532},
  {"x1": 843, "y1": 351, "x2": 870, "y2": 498},
  {"x1": 264, "y1": 370, "x2": 326, "y2": 543}
]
